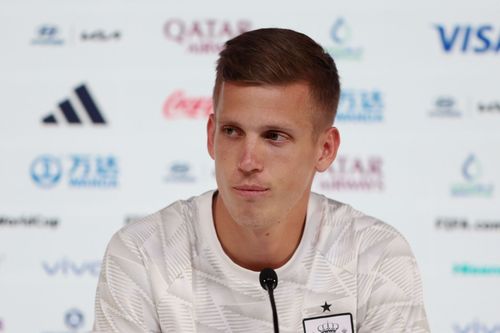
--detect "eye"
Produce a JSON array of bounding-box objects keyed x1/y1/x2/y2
[
  {"x1": 222, "y1": 126, "x2": 240, "y2": 137},
  {"x1": 264, "y1": 131, "x2": 287, "y2": 142}
]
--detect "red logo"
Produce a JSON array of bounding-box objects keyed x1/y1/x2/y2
[
  {"x1": 317, "y1": 155, "x2": 384, "y2": 191},
  {"x1": 163, "y1": 19, "x2": 252, "y2": 53},
  {"x1": 163, "y1": 90, "x2": 213, "y2": 119}
]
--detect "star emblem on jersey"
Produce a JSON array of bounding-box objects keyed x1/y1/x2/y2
[{"x1": 321, "y1": 301, "x2": 332, "y2": 312}]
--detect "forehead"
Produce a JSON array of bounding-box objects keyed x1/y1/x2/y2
[{"x1": 215, "y1": 82, "x2": 315, "y2": 129}]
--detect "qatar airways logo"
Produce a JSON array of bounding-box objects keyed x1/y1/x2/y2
[
  {"x1": 163, "y1": 90, "x2": 213, "y2": 119},
  {"x1": 163, "y1": 19, "x2": 252, "y2": 53},
  {"x1": 317, "y1": 155, "x2": 384, "y2": 191}
]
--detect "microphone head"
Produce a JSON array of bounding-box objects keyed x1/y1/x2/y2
[{"x1": 259, "y1": 268, "x2": 278, "y2": 291}]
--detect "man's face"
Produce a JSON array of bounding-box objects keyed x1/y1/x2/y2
[{"x1": 208, "y1": 82, "x2": 338, "y2": 229}]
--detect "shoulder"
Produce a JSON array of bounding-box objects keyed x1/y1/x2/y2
[{"x1": 311, "y1": 192, "x2": 414, "y2": 257}]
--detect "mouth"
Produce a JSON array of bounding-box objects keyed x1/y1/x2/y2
[{"x1": 232, "y1": 185, "x2": 270, "y2": 198}]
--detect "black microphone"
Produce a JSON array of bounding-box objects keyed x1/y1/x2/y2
[{"x1": 259, "y1": 268, "x2": 279, "y2": 333}]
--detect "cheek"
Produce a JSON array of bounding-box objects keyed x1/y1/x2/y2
[
  {"x1": 273, "y1": 157, "x2": 314, "y2": 187},
  {"x1": 214, "y1": 142, "x2": 236, "y2": 180}
]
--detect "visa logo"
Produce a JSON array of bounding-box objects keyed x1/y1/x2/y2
[
  {"x1": 435, "y1": 24, "x2": 500, "y2": 53},
  {"x1": 42, "y1": 258, "x2": 101, "y2": 277},
  {"x1": 453, "y1": 321, "x2": 500, "y2": 333}
]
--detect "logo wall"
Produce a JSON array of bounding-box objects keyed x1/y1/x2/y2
[
  {"x1": 163, "y1": 19, "x2": 252, "y2": 53},
  {"x1": 30, "y1": 154, "x2": 119, "y2": 189},
  {"x1": 317, "y1": 155, "x2": 384, "y2": 191}
]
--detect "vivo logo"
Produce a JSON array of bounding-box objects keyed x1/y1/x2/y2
[
  {"x1": 453, "y1": 321, "x2": 500, "y2": 333},
  {"x1": 435, "y1": 24, "x2": 500, "y2": 53},
  {"x1": 42, "y1": 258, "x2": 101, "y2": 277}
]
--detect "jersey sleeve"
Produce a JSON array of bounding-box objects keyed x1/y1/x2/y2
[
  {"x1": 356, "y1": 224, "x2": 430, "y2": 333},
  {"x1": 92, "y1": 231, "x2": 161, "y2": 333}
]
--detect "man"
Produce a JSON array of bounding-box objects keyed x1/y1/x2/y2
[{"x1": 93, "y1": 28, "x2": 429, "y2": 332}]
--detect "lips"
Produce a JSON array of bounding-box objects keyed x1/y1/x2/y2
[{"x1": 232, "y1": 184, "x2": 270, "y2": 198}]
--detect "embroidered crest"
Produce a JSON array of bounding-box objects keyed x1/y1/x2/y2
[{"x1": 302, "y1": 313, "x2": 354, "y2": 333}]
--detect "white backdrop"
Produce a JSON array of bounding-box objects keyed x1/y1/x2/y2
[{"x1": 1, "y1": 0, "x2": 500, "y2": 332}]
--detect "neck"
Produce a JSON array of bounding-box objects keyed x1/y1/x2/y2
[{"x1": 212, "y1": 192, "x2": 308, "y2": 272}]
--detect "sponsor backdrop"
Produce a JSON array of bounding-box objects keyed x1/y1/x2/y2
[{"x1": 0, "y1": 0, "x2": 499, "y2": 332}]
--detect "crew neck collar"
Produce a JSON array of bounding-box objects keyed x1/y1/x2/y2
[{"x1": 196, "y1": 190, "x2": 323, "y2": 282}]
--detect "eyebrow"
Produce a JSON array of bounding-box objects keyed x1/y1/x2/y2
[{"x1": 217, "y1": 119, "x2": 297, "y2": 134}]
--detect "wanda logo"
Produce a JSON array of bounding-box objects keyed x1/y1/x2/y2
[{"x1": 163, "y1": 90, "x2": 213, "y2": 119}]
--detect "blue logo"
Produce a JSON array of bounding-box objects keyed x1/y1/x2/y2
[
  {"x1": 435, "y1": 24, "x2": 500, "y2": 54},
  {"x1": 336, "y1": 89, "x2": 384, "y2": 122},
  {"x1": 453, "y1": 321, "x2": 500, "y2": 333},
  {"x1": 164, "y1": 162, "x2": 196, "y2": 183},
  {"x1": 65, "y1": 308, "x2": 85, "y2": 330},
  {"x1": 331, "y1": 18, "x2": 352, "y2": 45},
  {"x1": 326, "y1": 18, "x2": 363, "y2": 60},
  {"x1": 30, "y1": 155, "x2": 63, "y2": 188},
  {"x1": 30, "y1": 154, "x2": 119, "y2": 189},
  {"x1": 450, "y1": 154, "x2": 494, "y2": 197},
  {"x1": 31, "y1": 24, "x2": 64, "y2": 45},
  {"x1": 42, "y1": 258, "x2": 101, "y2": 277}
]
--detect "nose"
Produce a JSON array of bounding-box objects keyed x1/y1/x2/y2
[{"x1": 237, "y1": 138, "x2": 263, "y2": 174}]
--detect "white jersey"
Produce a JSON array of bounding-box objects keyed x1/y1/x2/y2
[{"x1": 92, "y1": 191, "x2": 429, "y2": 333}]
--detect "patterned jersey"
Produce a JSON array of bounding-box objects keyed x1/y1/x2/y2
[{"x1": 92, "y1": 191, "x2": 429, "y2": 333}]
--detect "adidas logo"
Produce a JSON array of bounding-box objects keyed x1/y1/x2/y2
[{"x1": 42, "y1": 84, "x2": 107, "y2": 125}]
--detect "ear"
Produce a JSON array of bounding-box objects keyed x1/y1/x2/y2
[
  {"x1": 207, "y1": 113, "x2": 216, "y2": 160},
  {"x1": 315, "y1": 127, "x2": 340, "y2": 172}
]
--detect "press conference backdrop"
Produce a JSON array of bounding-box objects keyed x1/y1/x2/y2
[{"x1": 1, "y1": 0, "x2": 499, "y2": 332}]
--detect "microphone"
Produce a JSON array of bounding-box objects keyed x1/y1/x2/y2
[{"x1": 259, "y1": 268, "x2": 279, "y2": 333}]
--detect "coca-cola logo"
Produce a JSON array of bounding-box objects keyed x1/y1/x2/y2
[
  {"x1": 317, "y1": 155, "x2": 384, "y2": 191},
  {"x1": 163, "y1": 90, "x2": 213, "y2": 119},
  {"x1": 163, "y1": 19, "x2": 252, "y2": 53}
]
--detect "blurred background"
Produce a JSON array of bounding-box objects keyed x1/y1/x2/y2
[{"x1": 0, "y1": 0, "x2": 499, "y2": 332}]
